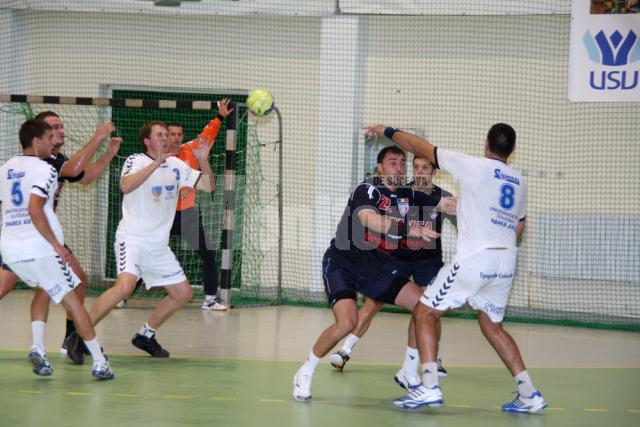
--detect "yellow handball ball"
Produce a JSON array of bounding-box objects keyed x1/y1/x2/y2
[{"x1": 246, "y1": 89, "x2": 274, "y2": 117}]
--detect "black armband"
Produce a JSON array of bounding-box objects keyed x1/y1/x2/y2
[
  {"x1": 216, "y1": 113, "x2": 225, "y2": 122},
  {"x1": 384, "y1": 127, "x2": 399, "y2": 140}
]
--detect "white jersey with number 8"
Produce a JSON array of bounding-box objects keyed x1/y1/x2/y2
[{"x1": 436, "y1": 148, "x2": 526, "y2": 258}]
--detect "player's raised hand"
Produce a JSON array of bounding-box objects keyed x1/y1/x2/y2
[
  {"x1": 363, "y1": 124, "x2": 386, "y2": 139},
  {"x1": 94, "y1": 121, "x2": 116, "y2": 142},
  {"x1": 438, "y1": 196, "x2": 457, "y2": 216},
  {"x1": 107, "y1": 137, "x2": 123, "y2": 157},
  {"x1": 217, "y1": 98, "x2": 234, "y2": 118},
  {"x1": 191, "y1": 138, "x2": 212, "y2": 162}
]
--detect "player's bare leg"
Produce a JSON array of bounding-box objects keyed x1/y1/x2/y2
[
  {"x1": 147, "y1": 281, "x2": 193, "y2": 329},
  {"x1": 131, "y1": 281, "x2": 192, "y2": 358},
  {"x1": 89, "y1": 272, "x2": 138, "y2": 325},
  {"x1": 61, "y1": 290, "x2": 113, "y2": 379},
  {"x1": 330, "y1": 298, "x2": 384, "y2": 370},
  {"x1": 0, "y1": 268, "x2": 18, "y2": 300},
  {"x1": 477, "y1": 311, "x2": 547, "y2": 412},
  {"x1": 294, "y1": 298, "x2": 358, "y2": 401}
]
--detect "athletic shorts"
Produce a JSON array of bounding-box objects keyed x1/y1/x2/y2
[
  {"x1": 7, "y1": 255, "x2": 80, "y2": 304},
  {"x1": 115, "y1": 239, "x2": 187, "y2": 288},
  {"x1": 322, "y1": 251, "x2": 410, "y2": 306},
  {"x1": 420, "y1": 249, "x2": 516, "y2": 323},
  {"x1": 393, "y1": 257, "x2": 443, "y2": 287},
  {"x1": 0, "y1": 253, "x2": 13, "y2": 272}
]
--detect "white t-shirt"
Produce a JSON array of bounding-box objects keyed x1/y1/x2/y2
[
  {"x1": 436, "y1": 148, "x2": 526, "y2": 258},
  {"x1": 115, "y1": 154, "x2": 200, "y2": 248},
  {"x1": 0, "y1": 155, "x2": 63, "y2": 262}
]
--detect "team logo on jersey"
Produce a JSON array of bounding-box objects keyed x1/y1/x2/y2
[
  {"x1": 151, "y1": 185, "x2": 163, "y2": 199},
  {"x1": 398, "y1": 198, "x2": 409, "y2": 217},
  {"x1": 165, "y1": 185, "x2": 175, "y2": 192},
  {"x1": 430, "y1": 210, "x2": 438, "y2": 220}
]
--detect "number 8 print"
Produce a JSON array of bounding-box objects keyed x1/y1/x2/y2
[{"x1": 499, "y1": 183, "x2": 515, "y2": 210}]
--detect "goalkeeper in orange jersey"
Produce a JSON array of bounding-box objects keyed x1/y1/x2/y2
[{"x1": 169, "y1": 100, "x2": 234, "y2": 310}]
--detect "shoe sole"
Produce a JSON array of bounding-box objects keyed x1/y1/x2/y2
[
  {"x1": 28, "y1": 354, "x2": 53, "y2": 376},
  {"x1": 92, "y1": 372, "x2": 115, "y2": 380},
  {"x1": 401, "y1": 399, "x2": 444, "y2": 409},
  {"x1": 502, "y1": 402, "x2": 548, "y2": 413},
  {"x1": 131, "y1": 339, "x2": 170, "y2": 357}
]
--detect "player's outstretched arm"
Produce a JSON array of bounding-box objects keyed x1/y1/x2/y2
[
  {"x1": 197, "y1": 99, "x2": 234, "y2": 148},
  {"x1": 363, "y1": 124, "x2": 437, "y2": 167},
  {"x1": 191, "y1": 142, "x2": 215, "y2": 193},
  {"x1": 28, "y1": 194, "x2": 70, "y2": 265},
  {"x1": 358, "y1": 209, "x2": 439, "y2": 242},
  {"x1": 60, "y1": 121, "x2": 115, "y2": 178},
  {"x1": 120, "y1": 152, "x2": 168, "y2": 194},
  {"x1": 79, "y1": 137, "x2": 122, "y2": 185}
]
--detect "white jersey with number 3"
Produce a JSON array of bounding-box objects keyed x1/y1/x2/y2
[
  {"x1": 0, "y1": 155, "x2": 63, "y2": 263},
  {"x1": 115, "y1": 154, "x2": 200, "y2": 248},
  {"x1": 436, "y1": 148, "x2": 526, "y2": 258}
]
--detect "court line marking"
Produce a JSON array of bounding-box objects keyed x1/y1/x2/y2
[
  {"x1": 585, "y1": 408, "x2": 609, "y2": 412},
  {"x1": 18, "y1": 390, "x2": 43, "y2": 395},
  {"x1": 162, "y1": 395, "x2": 190, "y2": 400},
  {"x1": 113, "y1": 393, "x2": 141, "y2": 398},
  {"x1": 66, "y1": 392, "x2": 91, "y2": 397},
  {"x1": 628, "y1": 409, "x2": 640, "y2": 413},
  {"x1": 210, "y1": 397, "x2": 237, "y2": 401},
  {"x1": 1, "y1": 348, "x2": 638, "y2": 369}
]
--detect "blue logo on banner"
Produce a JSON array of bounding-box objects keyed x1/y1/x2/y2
[{"x1": 583, "y1": 30, "x2": 640, "y2": 90}]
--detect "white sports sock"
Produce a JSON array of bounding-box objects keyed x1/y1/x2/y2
[
  {"x1": 341, "y1": 334, "x2": 359, "y2": 354},
  {"x1": 205, "y1": 294, "x2": 216, "y2": 301},
  {"x1": 421, "y1": 362, "x2": 439, "y2": 388},
  {"x1": 84, "y1": 338, "x2": 106, "y2": 364},
  {"x1": 139, "y1": 323, "x2": 156, "y2": 338},
  {"x1": 514, "y1": 370, "x2": 536, "y2": 397},
  {"x1": 402, "y1": 346, "x2": 420, "y2": 376},
  {"x1": 31, "y1": 321, "x2": 46, "y2": 354},
  {"x1": 299, "y1": 350, "x2": 321, "y2": 376}
]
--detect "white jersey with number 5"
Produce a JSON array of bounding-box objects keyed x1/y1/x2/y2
[
  {"x1": 436, "y1": 148, "x2": 526, "y2": 258},
  {"x1": 115, "y1": 154, "x2": 200, "y2": 248},
  {"x1": 0, "y1": 155, "x2": 63, "y2": 263}
]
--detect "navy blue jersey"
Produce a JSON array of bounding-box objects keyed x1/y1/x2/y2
[
  {"x1": 327, "y1": 177, "x2": 440, "y2": 277},
  {"x1": 44, "y1": 153, "x2": 84, "y2": 210},
  {"x1": 395, "y1": 183, "x2": 456, "y2": 262}
]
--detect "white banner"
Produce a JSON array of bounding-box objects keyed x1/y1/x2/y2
[{"x1": 569, "y1": 1, "x2": 640, "y2": 102}]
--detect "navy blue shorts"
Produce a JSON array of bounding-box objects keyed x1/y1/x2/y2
[
  {"x1": 322, "y1": 251, "x2": 410, "y2": 306},
  {"x1": 393, "y1": 257, "x2": 443, "y2": 287}
]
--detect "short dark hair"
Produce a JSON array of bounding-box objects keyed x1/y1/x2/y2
[
  {"x1": 19, "y1": 119, "x2": 51, "y2": 149},
  {"x1": 377, "y1": 145, "x2": 405, "y2": 163},
  {"x1": 412, "y1": 155, "x2": 435, "y2": 167},
  {"x1": 487, "y1": 123, "x2": 516, "y2": 158},
  {"x1": 139, "y1": 121, "x2": 167, "y2": 145},
  {"x1": 33, "y1": 111, "x2": 60, "y2": 122},
  {"x1": 166, "y1": 123, "x2": 183, "y2": 130}
]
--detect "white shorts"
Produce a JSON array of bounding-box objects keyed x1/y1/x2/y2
[
  {"x1": 8, "y1": 255, "x2": 81, "y2": 304},
  {"x1": 420, "y1": 249, "x2": 516, "y2": 322},
  {"x1": 115, "y1": 240, "x2": 187, "y2": 288}
]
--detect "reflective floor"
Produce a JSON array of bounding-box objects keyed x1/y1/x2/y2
[{"x1": 1, "y1": 290, "x2": 639, "y2": 427}]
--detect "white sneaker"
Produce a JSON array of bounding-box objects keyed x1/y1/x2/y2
[
  {"x1": 393, "y1": 369, "x2": 422, "y2": 390},
  {"x1": 393, "y1": 384, "x2": 444, "y2": 409},
  {"x1": 292, "y1": 369, "x2": 312, "y2": 402},
  {"x1": 501, "y1": 391, "x2": 547, "y2": 413},
  {"x1": 201, "y1": 298, "x2": 228, "y2": 311},
  {"x1": 115, "y1": 299, "x2": 127, "y2": 309},
  {"x1": 91, "y1": 356, "x2": 115, "y2": 380}
]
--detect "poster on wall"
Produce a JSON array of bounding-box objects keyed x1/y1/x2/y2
[{"x1": 569, "y1": 1, "x2": 640, "y2": 101}]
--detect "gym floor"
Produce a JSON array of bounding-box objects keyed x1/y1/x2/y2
[{"x1": 1, "y1": 290, "x2": 639, "y2": 427}]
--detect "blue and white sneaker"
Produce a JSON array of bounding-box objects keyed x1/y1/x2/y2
[
  {"x1": 393, "y1": 369, "x2": 422, "y2": 390},
  {"x1": 91, "y1": 355, "x2": 114, "y2": 380},
  {"x1": 393, "y1": 384, "x2": 444, "y2": 409},
  {"x1": 28, "y1": 348, "x2": 53, "y2": 376},
  {"x1": 501, "y1": 391, "x2": 547, "y2": 413}
]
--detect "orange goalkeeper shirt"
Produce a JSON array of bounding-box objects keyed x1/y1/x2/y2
[{"x1": 176, "y1": 115, "x2": 222, "y2": 211}]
